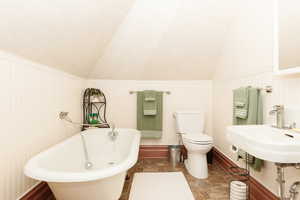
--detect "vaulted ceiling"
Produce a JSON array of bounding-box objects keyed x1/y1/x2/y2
[{"x1": 0, "y1": 0, "x2": 240, "y2": 79}]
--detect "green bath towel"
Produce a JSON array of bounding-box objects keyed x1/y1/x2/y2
[
  {"x1": 137, "y1": 91, "x2": 163, "y2": 139},
  {"x1": 233, "y1": 87, "x2": 264, "y2": 172}
]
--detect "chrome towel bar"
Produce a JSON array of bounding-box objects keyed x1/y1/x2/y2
[{"x1": 129, "y1": 91, "x2": 171, "y2": 95}]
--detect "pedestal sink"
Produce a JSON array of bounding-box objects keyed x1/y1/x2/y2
[{"x1": 227, "y1": 125, "x2": 300, "y2": 163}]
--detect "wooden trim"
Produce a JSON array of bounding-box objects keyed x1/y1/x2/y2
[
  {"x1": 20, "y1": 182, "x2": 54, "y2": 200},
  {"x1": 212, "y1": 148, "x2": 279, "y2": 200},
  {"x1": 139, "y1": 145, "x2": 169, "y2": 159}
]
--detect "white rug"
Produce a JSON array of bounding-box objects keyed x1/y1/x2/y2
[{"x1": 129, "y1": 172, "x2": 195, "y2": 200}]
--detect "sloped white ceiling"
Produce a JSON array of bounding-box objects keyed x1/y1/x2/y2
[
  {"x1": 90, "y1": 0, "x2": 237, "y2": 80},
  {"x1": 0, "y1": 0, "x2": 239, "y2": 79},
  {"x1": 0, "y1": 0, "x2": 136, "y2": 77}
]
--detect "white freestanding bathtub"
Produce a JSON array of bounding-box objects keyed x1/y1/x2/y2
[{"x1": 24, "y1": 128, "x2": 141, "y2": 200}]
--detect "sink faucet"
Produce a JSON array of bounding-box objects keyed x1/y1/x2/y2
[
  {"x1": 108, "y1": 123, "x2": 118, "y2": 141},
  {"x1": 269, "y1": 105, "x2": 285, "y2": 129}
]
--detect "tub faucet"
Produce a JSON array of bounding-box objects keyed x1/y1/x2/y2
[
  {"x1": 269, "y1": 105, "x2": 285, "y2": 129},
  {"x1": 108, "y1": 123, "x2": 118, "y2": 141}
]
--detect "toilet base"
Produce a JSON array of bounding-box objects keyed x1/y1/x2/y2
[{"x1": 184, "y1": 153, "x2": 208, "y2": 179}]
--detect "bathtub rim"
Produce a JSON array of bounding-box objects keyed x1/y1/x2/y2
[{"x1": 24, "y1": 128, "x2": 141, "y2": 182}]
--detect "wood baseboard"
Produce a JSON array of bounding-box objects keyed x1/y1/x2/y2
[
  {"x1": 20, "y1": 182, "x2": 54, "y2": 200},
  {"x1": 212, "y1": 148, "x2": 279, "y2": 200},
  {"x1": 139, "y1": 145, "x2": 169, "y2": 159}
]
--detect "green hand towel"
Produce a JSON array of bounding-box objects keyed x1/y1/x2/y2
[
  {"x1": 137, "y1": 91, "x2": 163, "y2": 139},
  {"x1": 233, "y1": 87, "x2": 264, "y2": 172},
  {"x1": 233, "y1": 87, "x2": 249, "y2": 119},
  {"x1": 143, "y1": 90, "x2": 157, "y2": 116},
  {"x1": 144, "y1": 90, "x2": 156, "y2": 101},
  {"x1": 233, "y1": 87, "x2": 263, "y2": 125}
]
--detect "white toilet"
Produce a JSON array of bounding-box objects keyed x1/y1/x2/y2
[{"x1": 174, "y1": 111, "x2": 213, "y2": 179}]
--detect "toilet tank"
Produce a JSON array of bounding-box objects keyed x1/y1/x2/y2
[{"x1": 174, "y1": 111, "x2": 205, "y2": 134}]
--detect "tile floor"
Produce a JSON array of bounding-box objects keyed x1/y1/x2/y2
[{"x1": 120, "y1": 159, "x2": 233, "y2": 200}]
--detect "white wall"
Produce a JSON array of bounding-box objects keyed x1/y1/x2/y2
[
  {"x1": 213, "y1": 0, "x2": 300, "y2": 196},
  {"x1": 278, "y1": 0, "x2": 300, "y2": 68},
  {"x1": 86, "y1": 80, "x2": 213, "y2": 145},
  {"x1": 0, "y1": 51, "x2": 84, "y2": 200}
]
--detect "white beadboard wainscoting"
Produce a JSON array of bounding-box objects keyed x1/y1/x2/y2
[{"x1": 0, "y1": 51, "x2": 84, "y2": 200}]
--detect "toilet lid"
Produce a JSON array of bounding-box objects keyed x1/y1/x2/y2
[{"x1": 182, "y1": 133, "x2": 213, "y2": 143}]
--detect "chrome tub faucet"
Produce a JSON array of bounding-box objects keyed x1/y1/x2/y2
[{"x1": 108, "y1": 123, "x2": 118, "y2": 141}]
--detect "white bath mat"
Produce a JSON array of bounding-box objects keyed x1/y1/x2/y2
[{"x1": 129, "y1": 172, "x2": 195, "y2": 200}]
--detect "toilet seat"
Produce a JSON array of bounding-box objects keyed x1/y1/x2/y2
[{"x1": 182, "y1": 133, "x2": 213, "y2": 144}]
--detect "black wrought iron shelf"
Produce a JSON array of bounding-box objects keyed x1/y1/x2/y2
[{"x1": 82, "y1": 88, "x2": 109, "y2": 131}]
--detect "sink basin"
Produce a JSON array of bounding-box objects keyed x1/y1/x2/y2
[{"x1": 227, "y1": 125, "x2": 300, "y2": 163}]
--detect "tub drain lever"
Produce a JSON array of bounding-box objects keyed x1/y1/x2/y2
[{"x1": 80, "y1": 133, "x2": 93, "y2": 170}]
